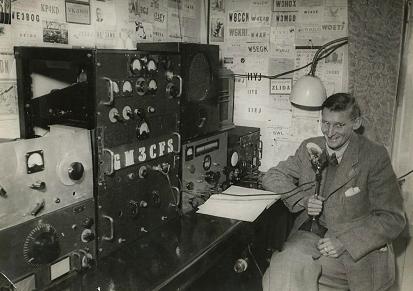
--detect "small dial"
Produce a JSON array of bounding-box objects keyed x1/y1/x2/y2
[
  {"x1": 112, "y1": 81, "x2": 119, "y2": 94},
  {"x1": 148, "y1": 79, "x2": 157, "y2": 92},
  {"x1": 166, "y1": 82, "x2": 178, "y2": 98},
  {"x1": 147, "y1": 59, "x2": 157, "y2": 72},
  {"x1": 135, "y1": 77, "x2": 147, "y2": 96},
  {"x1": 122, "y1": 106, "x2": 133, "y2": 120},
  {"x1": 109, "y1": 108, "x2": 121, "y2": 123},
  {"x1": 203, "y1": 155, "x2": 212, "y2": 170},
  {"x1": 230, "y1": 151, "x2": 239, "y2": 167},
  {"x1": 122, "y1": 81, "x2": 133, "y2": 93},
  {"x1": 131, "y1": 59, "x2": 143, "y2": 74}
]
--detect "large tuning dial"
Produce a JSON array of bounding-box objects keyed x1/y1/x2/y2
[{"x1": 23, "y1": 223, "x2": 60, "y2": 265}]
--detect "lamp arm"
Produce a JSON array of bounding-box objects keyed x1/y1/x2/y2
[{"x1": 309, "y1": 37, "x2": 349, "y2": 76}]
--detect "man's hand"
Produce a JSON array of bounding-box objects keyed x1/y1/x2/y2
[
  {"x1": 317, "y1": 237, "x2": 345, "y2": 258},
  {"x1": 307, "y1": 195, "x2": 325, "y2": 216}
]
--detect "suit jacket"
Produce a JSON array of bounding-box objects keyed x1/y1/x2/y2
[{"x1": 262, "y1": 133, "x2": 406, "y2": 290}]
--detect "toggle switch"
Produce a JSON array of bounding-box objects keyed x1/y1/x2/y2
[
  {"x1": 31, "y1": 199, "x2": 45, "y2": 216},
  {"x1": 29, "y1": 181, "x2": 46, "y2": 190}
]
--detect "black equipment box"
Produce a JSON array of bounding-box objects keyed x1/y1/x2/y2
[{"x1": 137, "y1": 42, "x2": 220, "y2": 141}]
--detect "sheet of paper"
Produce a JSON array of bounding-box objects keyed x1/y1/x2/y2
[{"x1": 196, "y1": 186, "x2": 280, "y2": 222}]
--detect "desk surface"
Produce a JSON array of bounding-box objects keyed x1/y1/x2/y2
[{"x1": 48, "y1": 213, "x2": 248, "y2": 291}]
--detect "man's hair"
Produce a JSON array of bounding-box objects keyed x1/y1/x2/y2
[{"x1": 322, "y1": 93, "x2": 361, "y2": 119}]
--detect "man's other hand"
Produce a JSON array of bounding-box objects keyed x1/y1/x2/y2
[
  {"x1": 317, "y1": 237, "x2": 345, "y2": 258},
  {"x1": 307, "y1": 195, "x2": 325, "y2": 216}
]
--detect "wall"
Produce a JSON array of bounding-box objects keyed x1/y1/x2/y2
[
  {"x1": 0, "y1": 0, "x2": 205, "y2": 139},
  {"x1": 348, "y1": 0, "x2": 405, "y2": 151},
  {"x1": 393, "y1": 0, "x2": 413, "y2": 232},
  {"x1": 209, "y1": 0, "x2": 348, "y2": 171}
]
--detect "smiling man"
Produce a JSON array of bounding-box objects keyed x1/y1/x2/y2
[{"x1": 262, "y1": 93, "x2": 405, "y2": 291}]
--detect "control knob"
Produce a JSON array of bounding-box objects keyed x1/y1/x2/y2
[
  {"x1": 68, "y1": 162, "x2": 84, "y2": 181},
  {"x1": 166, "y1": 82, "x2": 179, "y2": 98}
]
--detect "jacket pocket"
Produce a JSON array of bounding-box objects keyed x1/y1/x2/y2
[
  {"x1": 372, "y1": 244, "x2": 395, "y2": 290},
  {"x1": 343, "y1": 189, "x2": 369, "y2": 219}
]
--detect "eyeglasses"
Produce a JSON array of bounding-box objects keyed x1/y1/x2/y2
[{"x1": 321, "y1": 120, "x2": 353, "y2": 131}]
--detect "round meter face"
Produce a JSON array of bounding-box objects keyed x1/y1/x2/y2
[{"x1": 230, "y1": 151, "x2": 239, "y2": 167}]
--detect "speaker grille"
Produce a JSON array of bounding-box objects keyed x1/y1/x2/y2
[{"x1": 187, "y1": 53, "x2": 211, "y2": 102}]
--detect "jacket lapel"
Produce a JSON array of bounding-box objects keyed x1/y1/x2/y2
[{"x1": 325, "y1": 133, "x2": 360, "y2": 200}]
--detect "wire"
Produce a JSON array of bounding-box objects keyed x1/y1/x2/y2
[
  {"x1": 398, "y1": 169, "x2": 413, "y2": 180},
  {"x1": 248, "y1": 244, "x2": 263, "y2": 277},
  {"x1": 225, "y1": 38, "x2": 348, "y2": 80},
  {"x1": 309, "y1": 37, "x2": 348, "y2": 75},
  {"x1": 217, "y1": 180, "x2": 315, "y2": 198}
]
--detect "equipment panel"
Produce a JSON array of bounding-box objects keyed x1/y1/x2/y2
[
  {"x1": 95, "y1": 51, "x2": 182, "y2": 147},
  {"x1": 181, "y1": 132, "x2": 228, "y2": 213},
  {"x1": 226, "y1": 126, "x2": 262, "y2": 185},
  {"x1": 0, "y1": 128, "x2": 93, "y2": 231},
  {"x1": 0, "y1": 198, "x2": 96, "y2": 291},
  {"x1": 97, "y1": 151, "x2": 181, "y2": 257}
]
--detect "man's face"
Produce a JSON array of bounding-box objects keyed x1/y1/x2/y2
[{"x1": 321, "y1": 107, "x2": 359, "y2": 150}]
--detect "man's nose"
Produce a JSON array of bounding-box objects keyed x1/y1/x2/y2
[{"x1": 327, "y1": 125, "x2": 335, "y2": 136}]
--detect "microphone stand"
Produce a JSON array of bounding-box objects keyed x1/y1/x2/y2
[{"x1": 298, "y1": 156, "x2": 327, "y2": 237}]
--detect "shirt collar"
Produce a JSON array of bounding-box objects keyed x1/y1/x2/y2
[{"x1": 325, "y1": 139, "x2": 350, "y2": 164}]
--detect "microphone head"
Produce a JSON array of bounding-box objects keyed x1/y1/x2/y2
[
  {"x1": 306, "y1": 142, "x2": 327, "y2": 172},
  {"x1": 306, "y1": 142, "x2": 322, "y2": 158}
]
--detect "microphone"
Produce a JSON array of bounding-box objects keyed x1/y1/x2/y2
[{"x1": 306, "y1": 142, "x2": 327, "y2": 172}]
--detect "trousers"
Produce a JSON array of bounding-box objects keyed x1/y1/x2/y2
[{"x1": 262, "y1": 231, "x2": 349, "y2": 291}]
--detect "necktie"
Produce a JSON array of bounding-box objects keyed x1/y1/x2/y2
[{"x1": 329, "y1": 153, "x2": 338, "y2": 166}]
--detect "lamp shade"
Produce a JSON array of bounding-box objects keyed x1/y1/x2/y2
[{"x1": 290, "y1": 75, "x2": 327, "y2": 107}]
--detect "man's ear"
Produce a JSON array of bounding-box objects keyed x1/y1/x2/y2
[{"x1": 352, "y1": 117, "x2": 362, "y2": 130}]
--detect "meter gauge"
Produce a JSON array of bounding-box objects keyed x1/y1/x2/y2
[
  {"x1": 130, "y1": 58, "x2": 143, "y2": 74},
  {"x1": 26, "y1": 150, "x2": 45, "y2": 174},
  {"x1": 148, "y1": 79, "x2": 158, "y2": 93},
  {"x1": 230, "y1": 151, "x2": 239, "y2": 167},
  {"x1": 122, "y1": 80, "x2": 133, "y2": 94},
  {"x1": 147, "y1": 59, "x2": 157, "y2": 72},
  {"x1": 203, "y1": 155, "x2": 212, "y2": 170}
]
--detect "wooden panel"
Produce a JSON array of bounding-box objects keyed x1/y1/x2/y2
[{"x1": 348, "y1": 0, "x2": 405, "y2": 150}]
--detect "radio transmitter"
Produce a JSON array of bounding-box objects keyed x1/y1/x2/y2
[
  {"x1": 226, "y1": 126, "x2": 262, "y2": 186},
  {"x1": 181, "y1": 132, "x2": 228, "y2": 213},
  {"x1": 0, "y1": 128, "x2": 95, "y2": 290},
  {"x1": 14, "y1": 47, "x2": 183, "y2": 259}
]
